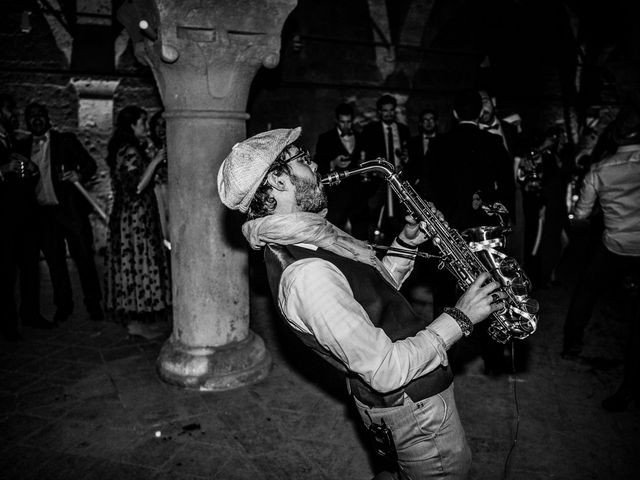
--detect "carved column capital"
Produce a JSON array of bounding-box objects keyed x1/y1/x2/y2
[{"x1": 117, "y1": 0, "x2": 297, "y2": 111}]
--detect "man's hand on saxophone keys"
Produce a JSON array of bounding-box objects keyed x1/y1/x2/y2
[
  {"x1": 455, "y1": 272, "x2": 506, "y2": 325},
  {"x1": 397, "y1": 204, "x2": 443, "y2": 247}
]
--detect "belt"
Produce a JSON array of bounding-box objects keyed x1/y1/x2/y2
[{"x1": 348, "y1": 366, "x2": 453, "y2": 409}]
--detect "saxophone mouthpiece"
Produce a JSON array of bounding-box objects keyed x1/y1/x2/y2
[{"x1": 320, "y1": 171, "x2": 344, "y2": 185}]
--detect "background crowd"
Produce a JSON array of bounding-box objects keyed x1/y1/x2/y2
[
  {"x1": 1, "y1": 89, "x2": 638, "y2": 410},
  {"x1": 0, "y1": 95, "x2": 171, "y2": 342},
  {"x1": 310, "y1": 89, "x2": 640, "y2": 411}
]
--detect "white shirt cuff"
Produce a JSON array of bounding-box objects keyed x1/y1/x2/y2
[{"x1": 427, "y1": 313, "x2": 464, "y2": 350}]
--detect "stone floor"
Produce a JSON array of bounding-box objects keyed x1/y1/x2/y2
[{"x1": 1, "y1": 234, "x2": 639, "y2": 480}]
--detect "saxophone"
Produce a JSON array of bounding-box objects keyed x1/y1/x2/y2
[{"x1": 321, "y1": 159, "x2": 539, "y2": 343}]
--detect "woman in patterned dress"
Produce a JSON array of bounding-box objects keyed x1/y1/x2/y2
[{"x1": 105, "y1": 105, "x2": 171, "y2": 335}]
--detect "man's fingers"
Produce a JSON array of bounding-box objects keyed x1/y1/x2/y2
[
  {"x1": 490, "y1": 291, "x2": 507, "y2": 303},
  {"x1": 404, "y1": 214, "x2": 417, "y2": 225},
  {"x1": 491, "y1": 301, "x2": 505, "y2": 312},
  {"x1": 479, "y1": 279, "x2": 501, "y2": 295},
  {"x1": 471, "y1": 272, "x2": 491, "y2": 289}
]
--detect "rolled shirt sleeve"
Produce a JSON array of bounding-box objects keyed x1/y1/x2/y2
[
  {"x1": 572, "y1": 168, "x2": 598, "y2": 220},
  {"x1": 278, "y1": 257, "x2": 462, "y2": 393},
  {"x1": 380, "y1": 238, "x2": 416, "y2": 287}
]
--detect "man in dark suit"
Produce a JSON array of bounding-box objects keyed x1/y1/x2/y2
[
  {"x1": 361, "y1": 94, "x2": 411, "y2": 242},
  {"x1": 315, "y1": 103, "x2": 368, "y2": 240},
  {"x1": 0, "y1": 95, "x2": 53, "y2": 340},
  {"x1": 422, "y1": 90, "x2": 516, "y2": 375},
  {"x1": 406, "y1": 108, "x2": 438, "y2": 186},
  {"x1": 25, "y1": 102, "x2": 103, "y2": 323},
  {"x1": 422, "y1": 91, "x2": 515, "y2": 231},
  {"x1": 478, "y1": 89, "x2": 524, "y2": 155}
]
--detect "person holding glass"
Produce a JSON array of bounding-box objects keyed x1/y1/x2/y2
[
  {"x1": 0, "y1": 94, "x2": 52, "y2": 340},
  {"x1": 105, "y1": 105, "x2": 171, "y2": 338}
]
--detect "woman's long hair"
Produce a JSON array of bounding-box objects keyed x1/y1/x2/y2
[
  {"x1": 149, "y1": 109, "x2": 165, "y2": 149},
  {"x1": 107, "y1": 105, "x2": 146, "y2": 169}
]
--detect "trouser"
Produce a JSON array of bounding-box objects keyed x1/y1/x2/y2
[
  {"x1": 563, "y1": 242, "x2": 640, "y2": 351},
  {"x1": 0, "y1": 215, "x2": 41, "y2": 331},
  {"x1": 39, "y1": 206, "x2": 101, "y2": 313},
  {"x1": 354, "y1": 383, "x2": 471, "y2": 480}
]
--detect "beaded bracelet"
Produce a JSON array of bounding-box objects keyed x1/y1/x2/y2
[
  {"x1": 443, "y1": 307, "x2": 474, "y2": 337},
  {"x1": 395, "y1": 236, "x2": 417, "y2": 250}
]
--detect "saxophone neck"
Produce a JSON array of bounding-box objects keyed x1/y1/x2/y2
[{"x1": 320, "y1": 159, "x2": 396, "y2": 185}]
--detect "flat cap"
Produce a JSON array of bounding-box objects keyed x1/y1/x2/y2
[{"x1": 217, "y1": 127, "x2": 301, "y2": 212}]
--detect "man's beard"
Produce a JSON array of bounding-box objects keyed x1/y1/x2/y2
[{"x1": 291, "y1": 173, "x2": 327, "y2": 213}]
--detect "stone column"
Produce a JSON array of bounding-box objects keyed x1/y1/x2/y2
[{"x1": 117, "y1": 0, "x2": 297, "y2": 390}]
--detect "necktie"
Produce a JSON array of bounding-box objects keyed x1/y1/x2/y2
[
  {"x1": 386, "y1": 126, "x2": 394, "y2": 164},
  {"x1": 423, "y1": 135, "x2": 431, "y2": 156}
]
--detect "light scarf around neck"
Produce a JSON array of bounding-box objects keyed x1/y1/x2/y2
[{"x1": 242, "y1": 212, "x2": 398, "y2": 287}]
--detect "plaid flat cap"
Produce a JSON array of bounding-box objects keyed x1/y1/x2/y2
[{"x1": 217, "y1": 127, "x2": 301, "y2": 212}]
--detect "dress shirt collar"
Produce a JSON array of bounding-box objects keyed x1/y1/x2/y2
[
  {"x1": 339, "y1": 127, "x2": 356, "y2": 154},
  {"x1": 33, "y1": 130, "x2": 50, "y2": 144},
  {"x1": 382, "y1": 121, "x2": 397, "y2": 133}
]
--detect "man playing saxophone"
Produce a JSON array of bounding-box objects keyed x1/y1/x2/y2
[{"x1": 217, "y1": 127, "x2": 506, "y2": 479}]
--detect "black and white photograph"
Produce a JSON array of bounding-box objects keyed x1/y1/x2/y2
[{"x1": 1, "y1": 1, "x2": 639, "y2": 479}]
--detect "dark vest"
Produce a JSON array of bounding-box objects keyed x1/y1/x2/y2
[{"x1": 264, "y1": 244, "x2": 453, "y2": 407}]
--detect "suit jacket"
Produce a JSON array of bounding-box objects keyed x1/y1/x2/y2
[
  {"x1": 314, "y1": 127, "x2": 361, "y2": 174},
  {"x1": 360, "y1": 121, "x2": 411, "y2": 220},
  {"x1": 28, "y1": 129, "x2": 97, "y2": 216},
  {"x1": 1, "y1": 130, "x2": 39, "y2": 223},
  {"x1": 361, "y1": 121, "x2": 410, "y2": 163},
  {"x1": 421, "y1": 122, "x2": 515, "y2": 230},
  {"x1": 405, "y1": 133, "x2": 437, "y2": 185},
  {"x1": 314, "y1": 127, "x2": 366, "y2": 229}
]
